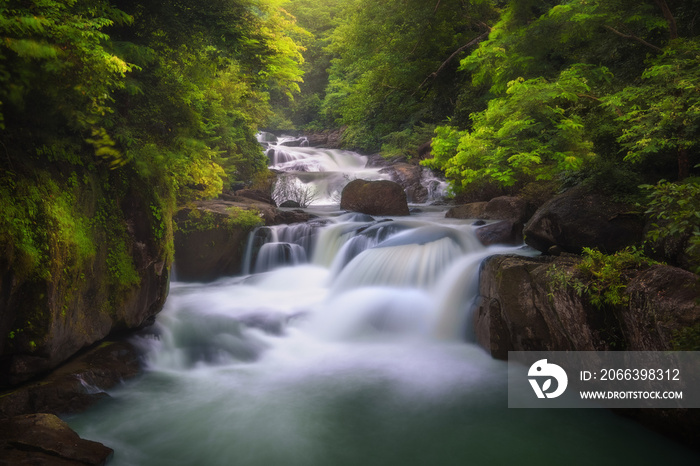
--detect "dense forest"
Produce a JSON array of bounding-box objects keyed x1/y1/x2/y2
[{"x1": 1, "y1": 0, "x2": 699, "y2": 361}]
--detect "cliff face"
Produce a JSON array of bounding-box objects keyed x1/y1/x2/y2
[
  {"x1": 475, "y1": 254, "x2": 700, "y2": 357},
  {"x1": 474, "y1": 254, "x2": 700, "y2": 447},
  {"x1": 0, "y1": 166, "x2": 172, "y2": 387}
]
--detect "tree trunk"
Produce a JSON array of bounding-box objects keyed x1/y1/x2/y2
[{"x1": 654, "y1": 0, "x2": 679, "y2": 40}]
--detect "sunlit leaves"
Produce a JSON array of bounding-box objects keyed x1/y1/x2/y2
[{"x1": 424, "y1": 65, "x2": 602, "y2": 190}]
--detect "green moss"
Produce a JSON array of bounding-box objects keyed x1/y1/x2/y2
[{"x1": 176, "y1": 206, "x2": 263, "y2": 235}]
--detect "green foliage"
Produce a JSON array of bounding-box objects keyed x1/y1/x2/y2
[
  {"x1": 642, "y1": 178, "x2": 700, "y2": 273},
  {"x1": 575, "y1": 247, "x2": 659, "y2": 309},
  {"x1": 380, "y1": 124, "x2": 436, "y2": 160},
  {"x1": 424, "y1": 65, "x2": 607, "y2": 191},
  {"x1": 604, "y1": 38, "x2": 700, "y2": 179},
  {"x1": 316, "y1": 0, "x2": 496, "y2": 151},
  {"x1": 671, "y1": 323, "x2": 700, "y2": 351}
]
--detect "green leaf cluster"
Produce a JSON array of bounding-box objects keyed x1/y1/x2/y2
[{"x1": 642, "y1": 178, "x2": 700, "y2": 273}]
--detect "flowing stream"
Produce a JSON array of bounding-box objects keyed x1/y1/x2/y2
[{"x1": 68, "y1": 137, "x2": 697, "y2": 465}]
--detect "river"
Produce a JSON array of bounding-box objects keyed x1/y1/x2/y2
[{"x1": 68, "y1": 136, "x2": 698, "y2": 465}]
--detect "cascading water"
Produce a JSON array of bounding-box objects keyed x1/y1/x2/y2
[{"x1": 67, "y1": 140, "x2": 697, "y2": 465}]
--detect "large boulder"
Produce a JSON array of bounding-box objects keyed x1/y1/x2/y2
[
  {"x1": 0, "y1": 174, "x2": 170, "y2": 387},
  {"x1": 483, "y1": 196, "x2": 530, "y2": 223},
  {"x1": 173, "y1": 201, "x2": 262, "y2": 282},
  {"x1": 0, "y1": 413, "x2": 113, "y2": 465},
  {"x1": 475, "y1": 255, "x2": 700, "y2": 357},
  {"x1": 475, "y1": 221, "x2": 524, "y2": 246},
  {"x1": 446, "y1": 202, "x2": 488, "y2": 219},
  {"x1": 523, "y1": 185, "x2": 644, "y2": 254},
  {"x1": 475, "y1": 254, "x2": 700, "y2": 447},
  {"x1": 340, "y1": 179, "x2": 410, "y2": 216},
  {"x1": 173, "y1": 200, "x2": 314, "y2": 282}
]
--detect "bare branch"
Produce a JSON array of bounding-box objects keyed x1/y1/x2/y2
[{"x1": 604, "y1": 25, "x2": 663, "y2": 52}]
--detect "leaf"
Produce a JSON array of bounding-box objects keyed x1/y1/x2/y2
[{"x1": 542, "y1": 379, "x2": 552, "y2": 392}]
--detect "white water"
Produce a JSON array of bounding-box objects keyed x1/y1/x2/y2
[{"x1": 68, "y1": 141, "x2": 698, "y2": 465}]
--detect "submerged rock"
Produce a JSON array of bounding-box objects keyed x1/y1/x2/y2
[{"x1": 340, "y1": 179, "x2": 410, "y2": 216}]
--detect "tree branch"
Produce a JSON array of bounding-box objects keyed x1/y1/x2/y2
[
  {"x1": 604, "y1": 25, "x2": 663, "y2": 52},
  {"x1": 414, "y1": 28, "x2": 491, "y2": 94}
]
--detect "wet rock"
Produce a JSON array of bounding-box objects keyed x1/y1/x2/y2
[
  {"x1": 340, "y1": 179, "x2": 410, "y2": 216},
  {"x1": 380, "y1": 163, "x2": 429, "y2": 203},
  {"x1": 174, "y1": 200, "x2": 315, "y2": 281},
  {"x1": 279, "y1": 200, "x2": 301, "y2": 208},
  {"x1": 305, "y1": 128, "x2": 345, "y2": 148},
  {"x1": 0, "y1": 413, "x2": 113, "y2": 465},
  {"x1": 445, "y1": 202, "x2": 487, "y2": 219},
  {"x1": 235, "y1": 189, "x2": 276, "y2": 206},
  {"x1": 523, "y1": 184, "x2": 644, "y2": 254},
  {"x1": 0, "y1": 340, "x2": 142, "y2": 418},
  {"x1": 475, "y1": 255, "x2": 700, "y2": 358},
  {"x1": 475, "y1": 254, "x2": 700, "y2": 448},
  {"x1": 174, "y1": 202, "x2": 260, "y2": 281},
  {"x1": 483, "y1": 196, "x2": 530, "y2": 224},
  {"x1": 475, "y1": 221, "x2": 523, "y2": 246}
]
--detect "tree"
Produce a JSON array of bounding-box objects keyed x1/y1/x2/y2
[
  {"x1": 605, "y1": 39, "x2": 700, "y2": 180},
  {"x1": 423, "y1": 65, "x2": 608, "y2": 191}
]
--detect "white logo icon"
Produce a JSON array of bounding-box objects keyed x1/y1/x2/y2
[{"x1": 528, "y1": 359, "x2": 568, "y2": 399}]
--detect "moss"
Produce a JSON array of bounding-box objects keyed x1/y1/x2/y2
[{"x1": 175, "y1": 206, "x2": 263, "y2": 235}]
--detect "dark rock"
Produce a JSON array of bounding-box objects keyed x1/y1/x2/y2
[
  {"x1": 475, "y1": 255, "x2": 700, "y2": 356},
  {"x1": 305, "y1": 128, "x2": 345, "y2": 148},
  {"x1": 483, "y1": 196, "x2": 530, "y2": 224},
  {"x1": 475, "y1": 254, "x2": 700, "y2": 448},
  {"x1": 340, "y1": 179, "x2": 410, "y2": 216},
  {"x1": 0, "y1": 413, "x2": 113, "y2": 465},
  {"x1": 174, "y1": 200, "x2": 315, "y2": 282},
  {"x1": 365, "y1": 154, "x2": 390, "y2": 168},
  {"x1": 0, "y1": 178, "x2": 169, "y2": 387},
  {"x1": 523, "y1": 185, "x2": 644, "y2": 254},
  {"x1": 475, "y1": 221, "x2": 523, "y2": 246},
  {"x1": 235, "y1": 189, "x2": 276, "y2": 206},
  {"x1": 380, "y1": 163, "x2": 429, "y2": 203},
  {"x1": 445, "y1": 202, "x2": 487, "y2": 219},
  {"x1": 0, "y1": 339, "x2": 142, "y2": 418},
  {"x1": 474, "y1": 255, "x2": 600, "y2": 359},
  {"x1": 174, "y1": 202, "x2": 259, "y2": 282},
  {"x1": 279, "y1": 200, "x2": 301, "y2": 208},
  {"x1": 278, "y1": 137, "x2": 308, "y2": 147},
  {"x1": 473, "y1": 220, "x2": 486, "y2": 226}
]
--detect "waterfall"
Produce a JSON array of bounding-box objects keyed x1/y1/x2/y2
[{"x1": 67, "y1": 140, "x2": 698, "y2": 466}]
